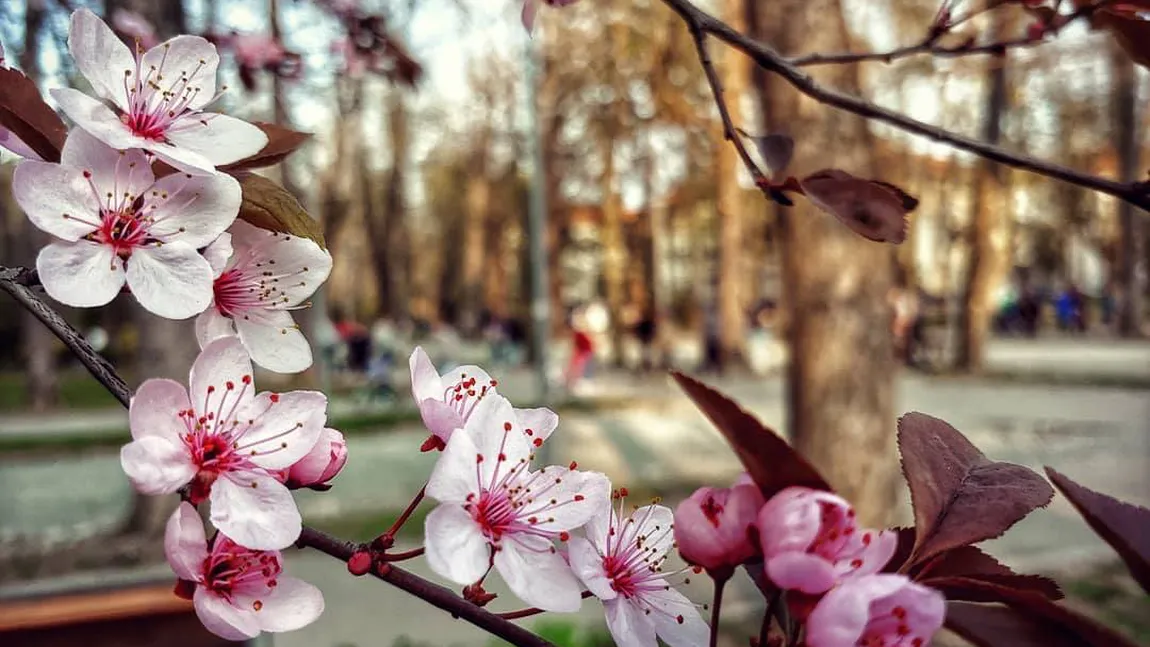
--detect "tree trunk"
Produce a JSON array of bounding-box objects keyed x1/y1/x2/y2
[
  {"x1": 955, "y1": 17, "x2": 1014, "y2": 371},
  {"x1": 1111, "y1": 42, "x2": 1143, "y2": 337},
  {"x1": 600, "y1": 139, "x2": 629, "y2": 365},
  {"x1": 750, "y1": 0, "x2": 897, "y2": 525},
  {"x1": 716, "y1": 0, "x2": 749, "y2": 367},
  {"x1": 461, "y1": 157, "x2": 490, "y2": 334}
]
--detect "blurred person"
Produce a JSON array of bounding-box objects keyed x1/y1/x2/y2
[
  {"x1": 701, "y1": 302, "x2": 723, "y2": 375},
  {"x1": 1018, "y1": 284, "x2": 1041, "y2": 337},
  {"x1": 888, "y1": 284, "x2": 920, "y2": 366},
  {"x1": 565, "y1": 309, "x2": 595, "y2": 389},
  {"x1": 333, "y1": 308, "x2": 371, "y2": 372},
  {"x1": 632, "y1": 306, "x2": 658, "y2": 374}
]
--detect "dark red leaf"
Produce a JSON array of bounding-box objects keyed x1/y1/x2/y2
[
  {"x1": 220, "y1": 122, "x2": 312, "y2": 172},
  {"x1": 237, "y1": 173, "x2": 325, "y2": 248},
  {"x1": 947, "y1": 587, "x2": 1141, "y2": 647},
  {"x1": 671, "y1": 372, "x2": 829, "y2": 499},
  {"x1": 1045, "y1": 467, "x2": 1150, "y2": 594},
  {"x1": 798, "y1": 169, "x2": 916, "y2": 244},
  {"x1": 882, "y1": 526, "x2": 918, "y2": 574},
  {"x1": 0, "y1": 67, "x2": 67, "y2": 162},
  {"x1": 917, "y1": 545, "x2": 1062, "y2": 601},
  {"x1": 898, "y1": 412, "x2": 1053, "y2": 564}
]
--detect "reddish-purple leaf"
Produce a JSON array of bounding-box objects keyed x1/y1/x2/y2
[
  {"x1": 883, "y1": 526, "x2": 917, "y2": 574},
  {"x1": 671, "y1": 372, "x2": 829, "y2": 499},
  {"x1": 798, "y1": 169, "x2": 915, "y2": 244},
  {"x1": 220, "y1": 122, "x2": 312, "y2": 172},
  {"x1": 918, "y1": 545, "x2": 1063, "y2": 601},
  {"x1": 237, "y1": 173, "x2": 326, "y2": 249},
  {"x1": 0, "y1": 67, "x2": 67, "y2": 162},
  {"x1": 1045, "y1": 467, "x2": 1150, "y2": 594},
  {"x1": 898, "y1": 412, "x2": 1053, "y2": 564},
  {"x1": 948, "y1": 588, "x2": 1140, "y2": 647}
]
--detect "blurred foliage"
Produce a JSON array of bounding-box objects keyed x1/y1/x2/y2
[{"x1": 488, "y1": 618, "x2": 615, "y2": 647}]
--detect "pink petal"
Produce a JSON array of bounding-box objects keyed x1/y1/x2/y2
[
  {"x1": 209, "y1": 472, "x2": 301, "y2": 550},
  {"x1": 13, "y1": 160, "x2": 99, "y2": 241},
  {"x1": 165, "y1": 113, "x2": 269, "y2": 167},
  {"x1": 67, "y1": 8, "x2": 136, "y2": 108},
  {"x1": 525, "y1": 468, "x2": 611, "y2": 532},
  {"x1": 125, "y1": 242, "x2": 214, "y2": 319},
  {"x1": 236, "y1": 390, "x2": 327, "y2": 469},
  {"x1": 758, "y1": 487, "x2": 829, "y2": 555},
  {"x1": 164, "y1": 502, "x2": 208, "y2": 581},
  {"x1": 195, "y1": 308, "x2": 236, "y2": 349},
  {"x1": 423, "y1": 504, "x2": 490, "y2": 586},
  {"x1": 645, "y1": 586, "x2": 710, "y2": 647},
  {"x1": 465, "y1": 395, "x2": 532, "y2": 486},
  {"x1": 835, "y1": 528, "x2": 899, "y2": 579},
  {"x1": 229, "y1": 220, "x2": 332, "y2": 305},
  {"x1": 766, "y1": 551, "x2": 837, "y2": 594},
  {"x1": 495, "y1": 534, "x2": 585, "y2": 612},
  {"x1": 604, "y1": 598, "x2": 657, "y2": 647},
  {"x1": 120, "y1": 436, "x2": 196, "y2": 495},
  {"x1": 234, "y1": 309, "x2": 313, "y2": 374},
  {"x1": 582, "y1": 501, "x2": 617, "y2": 556},
  {"x1": 566, "y1": 536, "x2": 616, "y2": 601},
  {"x1": 288, "y1": 427, "x2": 346, "y2": 485},
  {"x1": 139, "y1": 35, "x2": 220, "y2": 109},
  {"x1": 202, "y1": 233, "x2": 233, "y2": 277},
  {"x1": 189, "y1": 337, "x2": 255, "y2": 415},
  {"x1": 129, "y1": 378, "x2": 192, "y2": 441},
  {"x1": 805, "y1": 574, "x2": 911, "y2": 647},
  {"x1": 425, "y1": 419, "x2": 482, "y2": 503},
  {"x1": 515, "y1": 406, "x2": 558, "y2": 443},
  {"x1": 409, "y1": 346, "x2": 444, "y2": 403},
  {"x1": 417, "y1": 397, "x2": 465, "y2": 443},
  {"x1": 36, "y1": 240, "x2": 125, "y2": 308},
  {"x1": 252, "y1": 576, "x2": 324, "y2": 633},
  {"x1": 50, "y1": 88, "x2": 146, "y2": 151},
  {"x1": 145, "y1": 139, "x2": 218, "y2": 175},
  {"x1": 193, "y1": 587, "x2": 260, "y2": 641},
  {"x1": 143, "y1": 172, "x2": 241, "y2": 248},
  {"x1": 521, "y1": 0, "x2": 540, "y2": 34},
  {"x1": 440, "y1": 364, "x2": 494, "y2": 390},
  {"x1": 60, "y1": 129, "x2": 154, "y2": 197}
]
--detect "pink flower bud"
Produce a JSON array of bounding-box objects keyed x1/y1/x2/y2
[
  {"x1": 805, "y1": 574, "x2": 944, "y2": 647},
  {"x1": 757, "y1": 487, "x2": 897, "y2": 595},
  {"x1": 674, "y1": 477, "x2": 765, "y2": 573},
  {"x1": 285, "y1": 428, "x2": 348, "y2": 488}
]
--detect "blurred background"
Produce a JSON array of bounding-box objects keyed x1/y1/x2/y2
[{"x1": 1, "y1": 0, "x2": 1149, "y2": 645}]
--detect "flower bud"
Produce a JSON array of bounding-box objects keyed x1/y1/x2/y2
[
  {"x1": 673, "y1": 476, "x2": 765, "y2": 575},
  {"x1": 805, "y1": 574, "x2": 944, "y2": 647},
  {"x1": 285, "y1": 428, "x2": 347, "y2": 488}
]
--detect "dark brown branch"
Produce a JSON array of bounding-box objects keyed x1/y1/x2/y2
[
  {"x1": 297, "y1": 527, "x2": 556, "y2": 647},
  {"x1": 659, "y1": 0, "x2": 1150, "y2": 211},
  {"x1": 0, "y1": 266, "x2": 130, "y2": 407}
]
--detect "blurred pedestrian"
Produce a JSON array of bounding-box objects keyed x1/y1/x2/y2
[
  {"x1": 333, "y1": 308, "x2": 370, "y2": 372},
  {"x1": 565, "y1": 311, "x2": 595, "y2": 389},
  {"x1": 632, "y1": 306, "x2": 658, "y2": 373}
]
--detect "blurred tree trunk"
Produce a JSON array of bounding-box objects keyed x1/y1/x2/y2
[
  {"x1": 750, "y1": 0, "x2": 898, "y2": 525},
  {"x1": 17, "y1": 0, "x2": 58, "y2": 412},
  {"x1": 600, "y1": 138, "x2": 628, "y2": 365},
  {"x1": 1111, "y1": 42, "x2": 1143, "y2": 337},
  {"x1": 716, "y1": 0, "x2": 749, "y2": 367},
  {"x1": 955, "y1": 16, "x2": 1014, "y2": 371},
  {"x1": 461, "y1": 135, "x2": 491, "y2": 335},
  {"x1": 364, "y1": 89, "x2": 410, "y2": 321}
]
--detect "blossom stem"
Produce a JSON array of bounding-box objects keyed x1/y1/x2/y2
[
  {"x1": 759, "y1": 589, "x2": 781, "y2": 647},
  {"x1": 710, "y1": 574, "x2": 729, "y2": 647},
  {"x1": 497, "y1": 591, "x2": 594, "y2": 620},
  {"x1": 380, "y1": 546, "x2": 425, "y2": 562},
  {"x1": 375, "y1": 484, "x2": 426, "y2": 547}
]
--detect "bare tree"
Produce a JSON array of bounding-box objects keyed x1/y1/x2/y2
[{"x1": 1111, "y1": 39, "x2": 1143, "y2": 337}]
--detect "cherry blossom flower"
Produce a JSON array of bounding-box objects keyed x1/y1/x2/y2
[
  {"x1": 409, "y1": 347, "x2": 558, "y2": 451},
  {"x1": 673, "y1": 475, "x2": 764, "y2": 574},
  {"x1": 121, "y1": 337, "x2": 327, "y2": 549},
  {"x1": 757, "y1": 487, "x2": 897, "y2": 595},
  {"x1": 111, "y1": 9, "x2": 158, "y2": 50},
  {"x1": 568, "y1": 494, "x2": 710, "y2": 647},
  {"x1": 165, "y1": 503, "x2": 324, "y2": 640},
  {"x1": 51, "y1": 9, "x2": 268, "y2": 173},
  {"x1": 423, "y1": 393, "x2": 610, "y2": 612},
  {"x1": 12, "y1": 129, "x2": 239, "y2": 318},
  {"x1": 804, "y1": 574, "x2": 945, "y2": 647},
  {"x1": 522, "y1": 0, "x2": 580, "y2": 34},
  {"x1": 231, "y1": 33, "x2": 288, "y2": 70},
  {"x1": 280, "y1": 427, "x2": 347, "y2": 489},
  {"x1": 196, "y1": 220, "x2": 332, "y2": 373}
]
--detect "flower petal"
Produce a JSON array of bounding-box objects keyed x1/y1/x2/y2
[
  {"x1": 418, "y1": 397, "x2": 465, "y2": 444},
  {"x1": 145, "y1": 140, "x2": 219, "y2": 175},
  {"x1": 203, "y1": 232, "x2": 233, "y2": 277},
  {"x1": 234, "y1": 309, "x2": 313, "y2": 374},
  {"x1": 143, "y1": 172, "x2": 241, "y2": 248},
  {"x1": 288, "y1": 427, "x2": 346, "y2": 485},
  {"x1": 495, "y1": 534, "x2": 584, "y2": 612},
  {"x1": 125, "y1": 242, "x2": 214, "y2": 319},
  {"x1": 129, "y1": 378, "x2": 191, "y2": 441},
  {"x1": 567, "y1": 536, "x2": 616, "y2": 601},
  {"x1": 758, "y1": 487, "x2": 827, "y2": 555},
  {"x1": 766, "y1": 551, "x2": 838, "y2": 594},
  {"x1": 834, "y1": 528, "x2": 899, "y2": 580},
  {"x1": 229, "y1": 220, "x2": 332, "y2": 305},
  {"x1": 409, "y1": 346, "x2": 444, "y2": 403},
  {"x1": 426, "y1": 421, "x2": 481, "y2": 504},
  {"x1": 165, "y1": 113, "x2": 269, "y2": 167},
  {"x1": 0, "y1": 127, "x2": 44, "y2": 160},
  {"x1": 515, "y1": 407, "x2": 559, "y2": 444},
  {"x1": 164, "y1": 502, "x2": 208, "y2": 581},
  {"x1": 440, "y1": 364, "x2": 494, "y2": 390},
  {"x1": 140, "y1": 35, "x2": 220, "y2": 109},
  {"x1": 253, "y1": 576, "x2": 324, "y2": 633},
  {"x1": 521, "y1": 0, "x2": 540, "y2": 34},
  {"x1": 424, "y1": 504, "x2": 491, "y2": 586},
  {"x1": 50, "y1": 88, "x2": 148, "y2": 151},
  {"x1": 583, "y1": 500, "x2": 617, "y2": 556},
  {"x1": 465, "y1": 394, "x2": 532, "y2": 486},
  {"x1": 604, "y1": 597, "x2": 658, "y2": 647},
  {"x1": 646, "y1": 587, "x2": 711, "y2": 647},
  {"x1": 805, "y1": 574, "x2": 911, "y2": 647},
  {"x1": 621, "y1": 504, "x2": 675, "y2": 561},
  {"x1": 67, "y1": 8, "x2": 136, "y2": 107},
  {"x1": 235, "y1": 390, "x2": 327, "y2": 469},
  {"x1": 12, "y1": 161, "x2": 100, "y2": 241},
  {"x1": 194, "y1": 587, "x2": 260, "y2": 641},
  {"x1": 195, "y1": 308, "x2": 236, "y2": 349},
  {"x1": 36, "y1": 240, "x2": 125, "y2": 308},
  {"x1": 523, "y1": 468, "x2": 611, "y2": 533},
  {"x1": 120, "y1": 436, "x2": 196, "y2": 495},
  {"x1": 189, "y1": 336, "x2": 255, "y2": 415},
  {"x1": 209, "y1": 472, "x2": 301, "y2": 550},
  {"x1": 60, "y1": 128, "x2": 154, "y2": 196}
]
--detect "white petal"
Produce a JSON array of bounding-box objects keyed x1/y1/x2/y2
[
  {"x1": 36, "y1": 241, "x2": 125, "y2": 308},
  {"x1": 120, "y1": 436, "x2": 196, "y2": 495},
  {"x1": 12, "y1": 160, "x2": 101, "y2": 241},
  {"x1": 583, "y1": 500, "x2": 618, "y2": 556},
  {"x1": 424, "y1": 504, "x2": 491, "y2": 586},
  {"x1": 441, "y1": 364, "x2": 494, "y2": 389},
  {"x1": 203, "y1": 232, "x2": 233, "y2": 276},
  {"x1": 209, "y1": 472, "x2": 301, "y2": 550},
  {"x1": 418, "y1": 398, "x2": 465, "y2": 444},
  {"x1": 165, "y1": 113, "x2": 269, "y2": 167},
  {"x1": 194, "y1": 588, "x2": 260, "y2": 641},
  {"x1": 140, "y1": 35, "x2": 220, "y2": 109},
  {"x1": 620, "y1": 505, "x2": 676, "y2": 562},
  {"x1": 605, "y1": 598, "x2": 658, "y2": 647},
  {"x1": 495, "y1": 535, "x2": 584, "y2": 612},
  {"x1": 143, "y1": 172, "x2": 241, "y2": 248},
  {"x1": 125, "y1": 243, "x2": 214, "y2": 319},
  {"x1": 236, "y1": 390, "x2": 327, "y2": 469},
  {"x1": 164, "y1": 502, "x2": 208, "y2": 581},
  {"x1": 60, "y1": 128, "x2": 154, "y2": 195},
  {"x1": 129, "y1": 378, "x2": 191, "y2": 441},
  {"x1": 464, "y1": 395, "x2": 533, "y2": 487},
  {"x1": 426, "y1": 423, "x2": 481, "y2": 504},
  {"x1": 230, "y1": 222, "x2": 332, "y2": 305},
  {"x1": 520, "y1": 468, "x2": 611, "y2": 533},
  {"x1": 51, "y1": 88, "x2": 148, "y2": 151},
  {"x1": 68, "y1": 8, "x2": 136, "y2": 106},
  {"x1": 234, "y1": 309, "x2": 313, "y2": 374},
  {"x1": 515, "y1": 407, "x2": 559, "y2": 444},
  {"x1": 646, "y1": 587, "x2": 711, "y2": 647},
  {"x1": 254, "y1": 576, "x2": 324, "y2": 633},
  {"x1": 195, "y1": 308, "x2": 237, "y2": 349},
  {"x1": 0, "y1": 127, "x2": 44, "y2": 160},
  {"x1": 409, "y1": 346, "x2": 445, "y2": 403},
  {"x1": 189, "y1": 336, "x2": 255, "y2": 415},
  {"x1": 567, "y1": 536, "x2": 616, "y2": 601}
]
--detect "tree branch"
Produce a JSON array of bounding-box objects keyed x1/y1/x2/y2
[{"x1": 659, "y1": 0, "x2": 1150, "y2": 211}]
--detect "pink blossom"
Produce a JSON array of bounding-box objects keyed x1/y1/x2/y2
[
  {"x1": 330, "y1": 37, "x2": 369, "y2": 78},
  {"x1": 673, "y1": 476, "x2": 764, "y2": 574},
  {"x1": 423, "y1": 394, "x2": 610, "y2": 611},
  {"x1": 568, "y1": 497, "x2": 709, "y2": 647},
  {"x1": 805, "y1": 574, "x2": 945, "y2": 647},
  {"x1": 409, "y1": 346, "x2": 558, "y2": 451},
  {"x1": 522, "y1": 0, "x2": 580, "y2": 34},
  {"x1": 121, "y1": 337, "x2": 327, "y2": 549},
  {"x1": 282, "y1": 427, "x2": 347, "y2": 488},
  {"x1": 757, "y1": 487, "x2": 897, "y2": 595},
  {"x1": 196, "y1": 220, "x2": 332, "y2": 373},
  {"x1": 13, "y1": 129, "x2": 239, "y2": 318},
  {"x1": 51, "y1": 9, "x2": 267, "y2": 174},
  {"x1": 111, "y1": 9, "x2": 158, "y2": 50},
  {"x1": 165, "y1": 503, "x2": 324, "y2": 640}
]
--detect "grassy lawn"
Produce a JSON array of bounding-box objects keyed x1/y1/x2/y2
[{"x1": 0, "y1": 371, "x2": 122, "y2": 412}]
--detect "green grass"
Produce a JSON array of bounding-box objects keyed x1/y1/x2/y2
[{"x1": 0, "y1": 372, "x2": 122, "y2": 412}]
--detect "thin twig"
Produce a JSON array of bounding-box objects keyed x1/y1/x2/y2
[
  {"x1": 709, "y1": 575, "x2": 728, "y2": 647},
  {"x1": 497, "y1": 591, "x2": 594, "y2": 620},
  {"x1": 659, "y1": 0, "x2": 1150, "y2": 211},
  {"x1": 380, "y1": 546, "x2": 425, "y2": 561},
  {"x1": 0, "y1": 266, "x2": 130, "y2": 407},
  {"x1": 375, "y1": 484, "x2": 426, "y2": 547}
]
